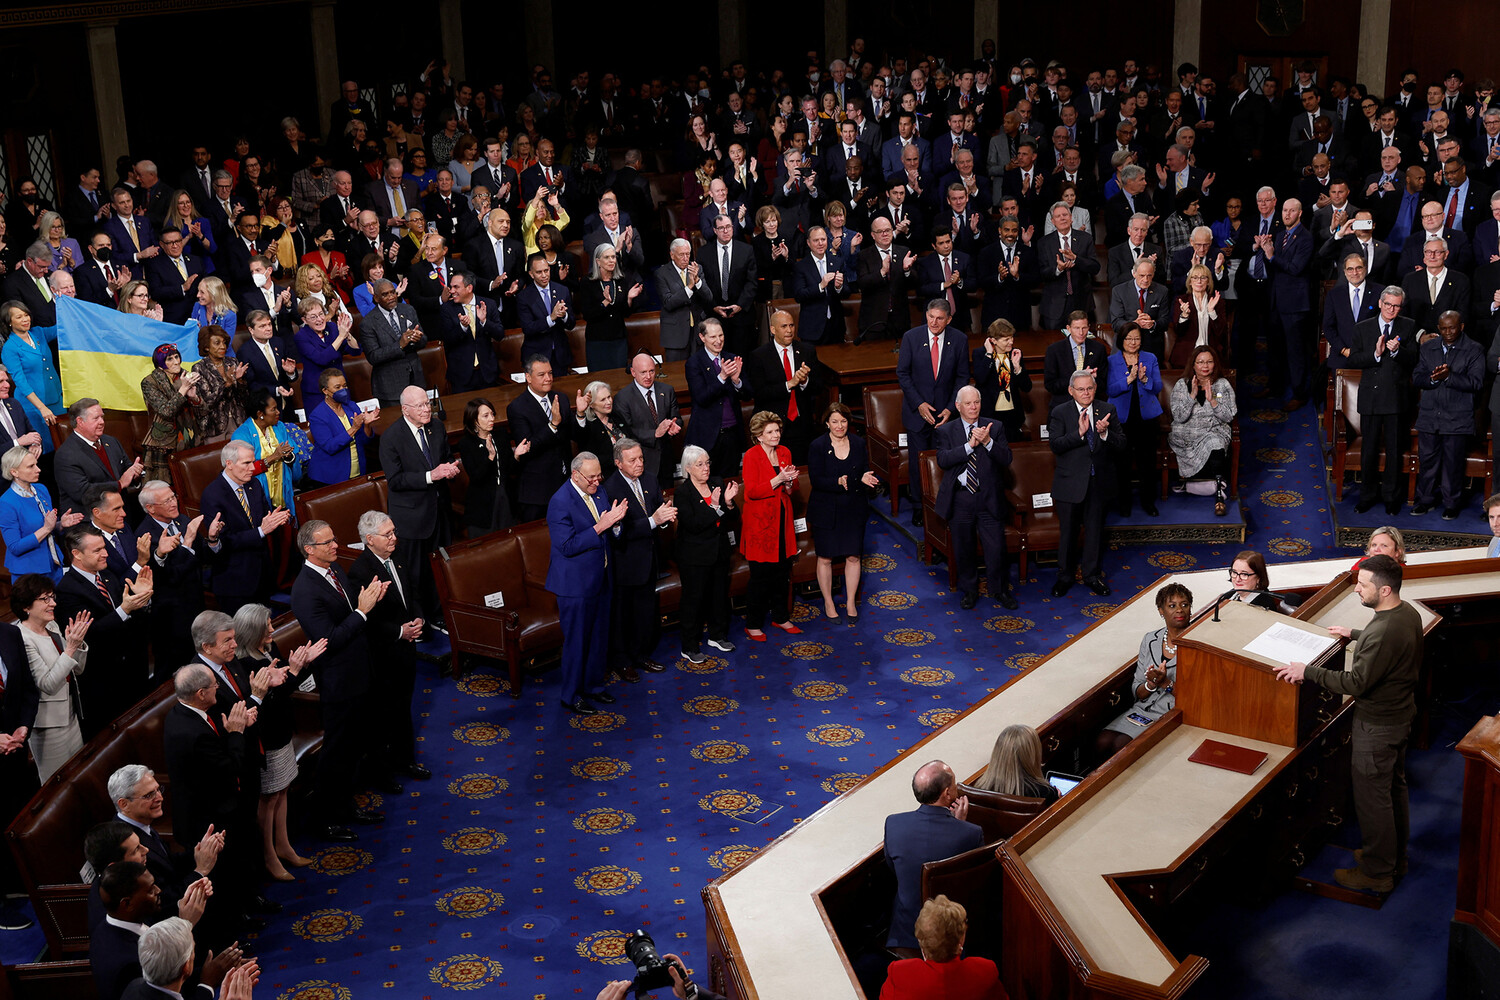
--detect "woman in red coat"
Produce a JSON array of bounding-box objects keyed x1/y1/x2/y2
[
  {"x1": 881, "y1": 895, "x2": 1008, "y2": 1000},
  {"x1": 741, "y1": 411, "x2": 805, "y2": 642}
]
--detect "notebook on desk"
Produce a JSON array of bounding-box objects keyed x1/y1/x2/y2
[{"x1": 1188, "y1": 738, "x2": 1269, "y2": 775}]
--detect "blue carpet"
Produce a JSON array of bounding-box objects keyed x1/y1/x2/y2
[{"x1": 3, "y1": 382, "x2": 1484, "y2": 1000}]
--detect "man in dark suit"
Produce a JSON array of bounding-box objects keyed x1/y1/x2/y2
[
  {"x1": 1437, "y1": 158, "x2": 1493, "y2": 238},
  {"x1": 857, "y1": 217, "x2": 917, "y2": 341},
  {"x1": 1043, "y1": 313, "x2": 1110, "y2": 409},
  {"x1": 1412, "y1": 310, "x2": 1486, "y2": 518},
  {"x1": 916, "y1": 231, "x2": 974, "y2": 334},
  {"x1": 883, "y1": 760, "x2": 983, "y2": 950},
  {"x1": 141, "y1": 232, "x2": 204, "y2": 325},
  {"x1": 1049, "y1": 371, "x2": 1125, "y2": 597},
  {"x1": 656, "y1": 239, "x2": 714, "y2": 362},
  {"x1": 1322, "y1": 254, "x2": 1384, "y2": 364},
  {"x1": 163, "y1": 662, "x2": 251, "y2": 861},
  {"x1": 699, "y1": 214, "x2": 758, "y2": 355},
  {"x1": 548, "y1": 452, "x2": 629, "y2": 715},
  {"x1": 85, "y1": 485, "x2": 146, "y2": 590},
  {"x1": 1036, "y1": 203, "x2": 1101, "y2": 328},
  {"x1": 614, "y1": 354, "x2": 682, "y2": 483},
  {"x1": 684, "y1": 320, "x2": 751, "y2": 478},
  {"x1": 105, "y1": 765, "x2": 223, "y2": 929},
  {"x1": 55, "y1": 399, "x2": 143, "y2": 518},
  {"x1": 1317, "y1": 212, "x2": 1393, "y2": 287},
  {"x1": 1350, "y1": 288, "x2": 1419, "y2": 514},
  {"x1": 823, "y1": 121, "x2": 871, "y2": 185},
  {"x1": 1251, "y1": 198, "x2": 1317, "y2": 407},
  {"x1": 0, "y1": 369, "x2": 40, "y2": 455},
  {"x1": 977, "y1": 217, "x2": 1036, "y2": 331},
  {"x1": 237, "y1": 308, "x2": 298, "y2": 418},
  {"x1": 1168, "y1": 226, "x2": 1230, "y2": 300},
  {"x1": 771, "y1": 147, "x2": 824, "y2": 235},
  {"x1": 135, "y1": 480, "x2": 213, "y2": 679},
  {"x1": 197, "y1": 440, "x2": 291, "y2": 613},
  {"x1": 119, "y1": 917, "x2": 224, "y2": 1000},
  {"x1": 420, "y1": 170, "x2": 464, "y2": 244},
  {"x1": 99, "y1": 188, "x2": 158, "y2": 267},
  {"x1": 507, "y1": 356, "x2": 575, "y2": 522},
  {"x1": 1396, "y1": 202, "x2": 1475, "y2": 275},
  {"x1": 348, "y1": 511, "x2": 430, "y2": 782},
  {"x1": 338, "y1": 209, "x2": 398, "y2": 270},
  {"x1": 881, "y1": 113, "x2": 933, "y2": 179},
  {"x1": 63, "y1": 166, "x2": 110, "y2": 235},
  {"x1": 90, "y1": 861, "x2": 165, "y2": 1000},
  {"x1": 2, "y1": 245, "x2": 58, "y2": 330},
  {"x1": 0, "y1": 617, "x2": 38, "y2": 916},
  {"x1": 440, "y1": 272, "x2": 501, "y2": 392},
  {"x1": 1106, "y1": 213, "x2": 1164, "y2": 288},
  {"x1": 1107, "y1": 260, "x2": 1173, "y2": 358},
  {"x1": 356, "y1": 280, "x2": 426, "y2": 406},
  {"x1": 221, "y1": 211, "x2": 271, "y2": 292},
  {"x1": 746, "y1": 310, "x2": 823, "y2": 464},
  {"x1": 935, "y1": 386, "x2": 1017, "y2": 610},
  {"x1": 289, "y1": 520, "x2": 386, "y2": 839},
  {"x1": 472, "y1": 140, "x2": 520, "y2": 215},
  {"x1": 1472, "y1": 192, "x2": 1500, "y2": 270},
  {"x1": 366, "y1": 158, "x2": 422, "y2": 238},
  {"x1": 604, "y1": 441, "x2": 673, "y2": 682},
  {"x1": 1402, "y1": 237, "x2": 1472, "y2": 330},
  {"x1": 520, "y1": 138, "x2": 573, "y2": 205},
  {"x1": 406, "y1": 232, "x2": 462, "y2": 336},
  {"x1": 463, "y1": 207, "x2": 525, "y2": 328},
  {"x1": 380, "y1": 387, "x2": 461, "y2": 622},
  {"x1": 895, "y1": 300, "x2": 971, "y2": 522},
  {"x1": 699, "y1": 179, "x2": 748, "y2": 242},
  {"x1": 581, "y1": 199, "x2": 644, "y2": 289},
  {"x1": 519, "y1": 252, "x2": 578, "y2": 369},
  {"x1": 73, "y1": 233, "x2": 128, "y2": 308},
  {"x1": 789, "y1": 227, "x2": 851, "y2": 345},
  {"x1": 604, "y1": 150, "x2": 656, "y2": 239}
]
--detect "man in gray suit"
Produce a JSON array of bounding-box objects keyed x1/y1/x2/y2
[
  {"x1": 1106, "y1": 259, "x2": 1172, "y2": 358},
  {"x1": 613, "y1": 353, "x2": 682, "y2": 483},
  {"x1": 655, "y1": 238, "x2": 715, "y2": 361},
  {"x1": 357, "y1": 280, "x2": 427, "y2": 406}
]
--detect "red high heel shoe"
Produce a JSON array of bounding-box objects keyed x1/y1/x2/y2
[{"x1": 769, "y1": 621, "x2": 804, "y2": 635}]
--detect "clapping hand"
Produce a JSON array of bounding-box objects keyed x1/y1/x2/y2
[
  {"x1": 63, "y1": 611, "x2": 92, "y2": 654},
  {"x1": 724, "y1": 479, "x2": 740, "y2": 503},
  {"x1": 1094, "y1": 411, "x2": 1112, "y2": 436}
]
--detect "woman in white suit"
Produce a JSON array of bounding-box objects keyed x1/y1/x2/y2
[{"x1": 15, "y1": 573, "x2": 91, "y2": 781}]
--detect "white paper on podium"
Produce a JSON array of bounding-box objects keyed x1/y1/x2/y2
[{"x1": 1242, "y1": 621, "x2": 1337, "y2": 664}]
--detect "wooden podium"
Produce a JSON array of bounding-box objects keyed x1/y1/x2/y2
[
  {"x1": 1451, "y1": 715, "x2": 1500, "y2": 997},
  {"x1": 1175, "y1": 599, "x2": 1345, "y2": 747}
]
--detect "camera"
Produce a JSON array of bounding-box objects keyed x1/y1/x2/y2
[{"x1": 625, "y1": 930, "x2": 686, "y2": 997}]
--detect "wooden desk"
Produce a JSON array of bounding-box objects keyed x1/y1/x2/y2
[{"x1": 701, "y1": 547, "x2": 1491, "y2": 1000}]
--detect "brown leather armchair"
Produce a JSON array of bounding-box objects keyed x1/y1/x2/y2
[{"x1": 862, "y1": 386, "x2": 908, "y2": 515}]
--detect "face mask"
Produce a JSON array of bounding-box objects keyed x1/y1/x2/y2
[
  {"x1": 1011, "y1": 74, "x2": 1023, "y2": 85},
  {"x1": 808, "y1": 72, "x2": 820, "y2": 84},
  {"x1": 699, "y1": 87, "x2": 711, "y2": 101},
  {"x1": 310, "y1": 166, "x2": 325, "y2": 177},
  {"x1": 94, "y1": 247, "x2": 112, "y2": 263},
  {"x1": 331, "y1": 388, "x2": 353, "y2": 404},
  {"x1": 252, "y1": 272, "x2": 269, "y2": 289},
  {"x1": 20, "y1": 193, "x2": 37, "y2": 204}
]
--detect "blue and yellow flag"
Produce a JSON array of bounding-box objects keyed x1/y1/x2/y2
[{"x1": 55, "y1": 295, "x2": 201, "y2": 411}]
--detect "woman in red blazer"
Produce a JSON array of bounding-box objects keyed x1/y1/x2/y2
[
  {"x1": 741, "y1": 411, "x2": 804, "y2": 642},
  {"x1": 881, "y1": 895, "x2": 1008, "y2": 1000}
]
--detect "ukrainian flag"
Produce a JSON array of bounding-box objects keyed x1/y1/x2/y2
[{"x1": 55, "y1": 295, "x2": 201, "y2": 411}]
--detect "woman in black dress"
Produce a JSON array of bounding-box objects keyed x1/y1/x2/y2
[
  {"x1": 573, "y1": 380, "x2": 628, "y2": 481},
  {"x1": 577, "y1": 243, "x2": 645, "y2": 373},
  {"x1": 675, "y1": 444, "x2": 741, "y2": 663},
  {"x1": 751, "y1": 205, "x2": 804, "y2": 302},
  {"x1": 807, "y1": 402, "x2": 881, "y2": 620},
  {"x1": 456, "y1": 398, "x2": 528, "y2": 535}
]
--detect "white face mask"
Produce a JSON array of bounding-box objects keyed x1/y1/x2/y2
[
  {"x1": 252, "y1": 271, "x2": 269, "y2": 289},
  {"x1": 1011, "y1": 74, "x2": 1023, "y2": 85},
  {"x1": 808, "y1": 72, "x2": 820, "y2": 84}
]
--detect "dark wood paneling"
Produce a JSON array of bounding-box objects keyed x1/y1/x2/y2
[{"x1": 1199, "y1": 5, "x2": 1360, "y2": 91}]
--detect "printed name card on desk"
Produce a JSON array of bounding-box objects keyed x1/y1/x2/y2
[
  {"x1": 484, "y1": 591, "x2": 506, "y2": 608},
  {"x1": 898, "y1": 433, "x2": 908, "y2": 447},
  {"x1": 509, "y1": 373, "x2": 527, "y2": 384},
  {"x1": 572, "y1": 366, "x2": 589, "y2": 375},
  {"x1": 358, "y1": 398, "x2": 378, "y2": 413},
  {"x1": 793, "y1": 517, "x2": 808, "y2": 533},
  {"x1": 655, "y1": 355, "x2": 664, "y2": 363},
  {"x1": 1039, "y1": 424, "x2": 1050, "y2": 440},
  {"x1": 295, "y1": 409, "x2": 306, "y2": 422},
  {"x1": 1032, "y1": 492, "x2": 1053, "y2": 509}
]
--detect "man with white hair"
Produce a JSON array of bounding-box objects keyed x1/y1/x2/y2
[
  {"x1": 133, "y1": 159, "x2": 174, "y2": 230},
  {"x1": 1049, "y1": 370, "x2": 1124, "y2": 597},
  {"x1": 656, "y1": 238, "x2": 714, "y2": 361},
  {"x1": 135, "y1": 915, "x2": 250, "y2": 999},
  {"x1": 934, "y1": 385, "x2": 1017, "y2": 610},
  {"x1": 380, "y1": 386, "x2": 461, "y2": 625},
  {"x1": 106, "y1": 764, "x2": 222, "y2": 924},
  {"x1": 197, "y1": 440, "x2": 290, "y2": 613},
  {"x1": 47, "y1": 269, "x2": 76, "y2": 298},
  {"x1": 1106, "y1": 258, "x2": 1171, "y2": 358}
]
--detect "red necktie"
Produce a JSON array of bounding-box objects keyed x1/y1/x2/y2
[
  {"x1": 1138, "y1": 288, "x2": 1147, "y2": 313},
  {"x1": 205, "y1": 713, "x2": 219, "y2": 735},
  {"x1": 93, "y1": 574, "x2": 114, "y2": 607},
  {"x1": 782, "y1": 347, "x2": 799, "y2": 421},
  {"x1": 942, "y1": 257, "x2": 956, "y2": 313},
  {"x1": 1446, "y1": 189, "x2": 1460, "y2": 229},
  {"x1": 93, "y1": 440, "x2": 113, "y2": 475},
  {"x1": 930, "y1": 334, "x2": 941, "y2": 378},
  {"x1": 327, "y1": 567, "x2": 348, "y2": 605}
]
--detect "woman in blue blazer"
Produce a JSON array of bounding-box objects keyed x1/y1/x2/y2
[
  {"x1": 1104, "y1": 322, "x2": 1164, "y2": 518},
  {"x1": 0, "y1": 304, "x2": 61, "y2": 456},
  {"x1": 0, "y1": 447, "x2": 83, "y2": 583},
  {"x1": 232, "y1": 389, "x2": 305, "y2": 511},
  {"x1": 306, "y1": 368, "x2": 376, "y2": 488}
]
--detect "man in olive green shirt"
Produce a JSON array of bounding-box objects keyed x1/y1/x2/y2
[{"x1": 1275, "y1": 554, "x2": 1422, "y2": 893}]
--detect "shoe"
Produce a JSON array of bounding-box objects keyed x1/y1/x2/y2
[
  {"x1": 375, "y1": 777, "x2": 405, "y2": 795},
  {"x1": 1385, "y1": 501, "x2": 1402, "y2": 516},
  {"x1": 267, "y1": 868, "x2": 296, "y2": 882},
  {"x1": 1410, "y1": 502, "x2": 1432, "y2": 516},
  {"x1": 613, "y1": 665, "x2": 641, "y2": 684},
  {"x1": 590, "y1": 689, "x2": 617, "y2": 705},
  {"x1": 1353, "y1": 848, "x2": 1408, "y2": 877},
  {"x1": 279, "y1": 854, "x2": 316, "y2": 868},
  {"x1": 706, "y1": 639, "x2": 735, "y2": 653},
  {"x1": 1084, "y1": 576, "x2": 1111, "y2": 597},
  {"x1": 996, "y1": 589, "x2": 1019, "y2": 611},
  {"x1": 249, "y1": 894, "x2": 283, "y2": 915},
  {"x1": 1355, "y1": 498, "x2": 1378, "y2": 513},
  {"x1": 824, "y1": 604, "x2": 840, "y2": 620},
  {"x1": 769, "y1": 621, "x2": 803, "y2": 634},
  {"x1": 744, "y1": 629, "x2": 767, "y2": 643},
  {"x1": 561, "y1": 697, "x2": 598, "y2": 715},
  {"x1": 1333, "y1": 866, "x2": 1394, "y2": 893},
  {"x1": 1443, "y1": 508, "x2": 1460, "y2": 520},
  {"x1": 683, "y1": 651, "x2": 706, "y2": 664},
  {"x1": 638, "y1": 659, "x2": 666, "y2": 673},
  {"x1": 1051, "y1": 581, "x2": 1071, "y2": 597},
  {"x1": 351, "y1": 808, "x2": 384, "y2": 825},
  {"x1": 399, "y1": 764, "x2": 432, "y2": 781},
  {"x1": 910, "y1": 509, "x2": 924, "y2": 527},
  {"x1": 317, "y1": 826, "x2": 357, "y2": 842},
  {"x1": 844, "y1": 608, "x2": 859, "y2": 621},
  {"x1": 239, "y1": 915, "x2": 267, "y2": 934},
  {"x1": 1215, "y1": 500, "x2": 1228, "y2": 517},
  {"x1": 427, "y1": 621, "x2": 449, "y2": 635},
  {"x1": 1142, "y1": 503, "x2": 1159, "y2": 517},
  {"x1": 960, "y1": 592, "x2": 978, "y2": 610}
]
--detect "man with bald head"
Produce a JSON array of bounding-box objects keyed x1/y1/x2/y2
[
  {"x1": 883, "y1": 760, "x2": 983, "y2": 950},
  {"x1": 1396, "y1": 198, "x2": 1474, "y2": 274},
  {"x1": 379, "y1": 386, "x2": 462, "y2": 624},
  {"x1": 1250, "y1": 196, "x2": 1315, "y2": 407},
  {"x1": 746, "y1": 310, "x2": 823, "y2": 463}
]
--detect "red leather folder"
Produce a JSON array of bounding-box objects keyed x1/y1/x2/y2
[{"x1": 1189, "y1": 738, "x2": 1269, "y2": 775}]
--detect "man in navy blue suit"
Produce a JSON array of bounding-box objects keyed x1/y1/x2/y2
[
  {"x1": 895, "y1": 299, "x2": 971, "y2": 524},
  {"x1": 936, "y1": 386, "x2": 1017, "y2": 610},
  {"x1": 788, "y1": 227, "x2": 850, "y2": 345},
  {"x1": 604, "y1": 440, "x2": 674, "y2": 682},
  {"x1": 198, "y1": 440, "x2": 291, "y2": 614},
  {"x1": 85, "y1": 485, "x2": 147, "y2": 585},
  {"x1": 142, "y1": 232, "x2": 204, "y2": 325},
  {"x1": 100, "y1": 188, "x2": 159, "y2": 267},
  {"x1": 518, "y1": 253, "x2": 576, "y2": 370},
  {"x1": 915, "y1": 232, "x2": 974, "y2": 333},
  {"x1": 440, "y1": 272, "x2": 501, "y2": 391},
  {"x1": 1321, "y1": 255, "x2": 1382, "y2": 364},
  {"x1": 1049, "y1": 372, "x2": 1125, "y2": 597},
  {"x1": 683, "y1": 319, "x2": 751, "y2": 477},
  {"x1": 237, "y1": 309, "x2": 298, "y2": 420},
  {"x1": 1251, "y1": 198, "x2": 1316, "y2": 408},
  {"x1": 883, "y1": 760, "x2": 983, "y2": 950},
  {"x1": 547, "y1": 452, "x2": 629, "y2": 715}
]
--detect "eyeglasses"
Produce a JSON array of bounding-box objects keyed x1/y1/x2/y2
[
  {"x1": 1228, "y1": 569, "x2": 1256, "y2": 580},
  {"x1": 312, "y1": 537, "x2": 339, "y2": 547}
]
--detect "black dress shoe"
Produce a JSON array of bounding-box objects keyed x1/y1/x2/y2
[
  {"x1": 399, "y1": 764, "x2": 432, "y2": 780},
  {"x1": 249, "y1": 894, "x2": 283, "y2": 914},
  {"x1": 590, "y1": 689, "x2": 618, "y2": 705},
  {"x1": 375, "y1": 777, "x2": 405, "y2": 795},
  {"x1": 1142, "y1": 503, "x2": 1159, "y2": 517},
  {"x1": 1051, "y1": 581, "x2": 1071, "y2": 597},
  {"x1": 910, "y1": 508, "x2": 924, "y2": 527},
  {"x1": 638, "y1": 659, "x2": 666, "y2": 673},
  {"x1": 239, "y1": 915, "x2": 267, "y2": 934},
  {"x1": 1410, "y1": 502, "x2": 1432, "y2": 516},
  {"x1": 1443, "y1": 507, "x2": 1461, "y2": 520},
  {"x1": 1385, "y1": 501, "x2": 1402, "y2": 516},
  {"x1": 996, "y1": 589, "x2": 1019, "y2": 611},
  {"x1": 612, "y1": 665, "x2": 641, "y2": 684},
  {"x1": 959, "y1": 592, "x2": 978, "y2": 610},
  {"x1": 1355, "y1": 498, "x2": 1378, "y2": 513},
  {"x1": 351, "y1": 808, "x2": 385, "y2": 825},
  {"x1": 318, "y1": 825, "x2": 357, "y2": 842},
  {"x1": 561, "y1": 697, "x2": 598, "y2": 715},
  {"x1": 1084, "y1": 576, "x2": 1112, "y2": 596}
]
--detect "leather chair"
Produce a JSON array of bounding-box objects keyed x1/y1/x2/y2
[
  {"x1": 862, "y1": 386, "x2": 908, "y2": 515},
  {"x1": 168, "y1": 441, "x2": 233, "y2": 517},
  {"x1": 1017, "y1": 383, "x2": 1054, "y2": 442},
  {"x1": 498, "y1": 331, "x2": 525, "y2": 376},
  {"x1": 1156, "y1": 369, "x2": 1240, "y2": 498},
  {"x1": 918, "y1": 840, "x2": 1004, "y2": 959},
  {"x1": 625, "y1": 311, "x2": 662, "y2": 359},
  {"x1": 789, "y1": 466, "x2": 817, "y2": 585},
  {"x1": 1331, "y1": 368, "x2": 1375, "y2": 500},
  {"x1": 1004, "y1": 443, "x2": 1058, "y2": 578},
  {"x1": 342, "y1": 356, "x2": 374, "y2": 401},
  {"x1": 919, "y1": 450, "x2": 1024, "y2": 590},
  {"x1": 431, "y1": 530, "x2": 557, "y2": 693},
  {"x1": 3, "y1": 958, "x2": 97, "y2": 1000},
  {"x1": 567, "y1": 323, "x2": 589, "y2": 371},
  {"x1": 956, "y1": 783, "x2": 1050, "y2": 840},
  {"x1": 418, "y1": 341, "x2": 448, "y2": 395},
  {"x1": 294, "y1": 474, "x2": 389, "y2": 570}
]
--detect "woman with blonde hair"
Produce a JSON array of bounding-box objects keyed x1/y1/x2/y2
[
  {"x1": 1170, "y1": 261, "x2": 1229, "y2": 368},
  {"x1": 572, "y1": 380, "x2": 626, "y2": 480},
  {"x1": 190, "y1": 276, "x2": 238, "y2": 341},
  {"x1": 162, "y1": 191, "x2": 217, "y2": 267},
  {"x1": 38, "y1": 211, "x2": 83, "y2": 274},
  {"x1": 117, "y1": 280, "x2": 163, "y2": 321},
  {"x1": 972, "y1": 724, "x2": 1057, "y2": 803}
]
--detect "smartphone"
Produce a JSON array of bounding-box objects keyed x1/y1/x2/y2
[{"x1": 426, "y1": 222, "x2": 437, "y2": 233}]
